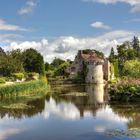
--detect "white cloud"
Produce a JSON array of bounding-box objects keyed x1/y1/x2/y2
[
  {"x1": 82, "y1": 0, "x2": 140, "y2": 13},
  {"x1": 130, "y1": 4, "x2": 140, "y2": 13},
  {"x1": 42, "y1": 98, "x2": 131, "y2": 132},
  {"x1": 0, "y1": 19, "x2": 29, "y2": 31},
  {"x1": 0, "y1": 128, "x2": 23, "y2": 140},
  {"x1": 43, "y1": 98, "x2": 80, "y2": 120},
  {"x1": 3, "y1": 30, "x2": 135, "y2": 63},
  {"x1": 91, "y1": 21, "x2": 111, "y2": 29},
  {"x1": 18, "y1": 0, "x2": 37, "y2": 15}
]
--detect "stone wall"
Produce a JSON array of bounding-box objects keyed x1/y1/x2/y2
[
  {"x1": 86, "y1": 63, "x2": 104, "y2": 84},
  {"x1": 103, "y1": 59, "x2": 111, "y2": 81}
]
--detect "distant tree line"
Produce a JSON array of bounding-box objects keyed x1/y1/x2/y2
[
  {"x1": 0, "y1": 48, "x2": 45, "y2": 77},
  {"x1": 45, "y1": 58, "x2": 72, "y2": 78}
]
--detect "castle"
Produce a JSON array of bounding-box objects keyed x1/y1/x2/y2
[{"x1": 66, "y1": 50, "x2": 111, "y2": 84}]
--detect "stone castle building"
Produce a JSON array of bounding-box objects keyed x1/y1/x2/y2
[{"x1": 66, "y1": 50, "x2": 111, "y2": 84}]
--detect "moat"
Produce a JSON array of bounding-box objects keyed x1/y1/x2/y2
[{"x1": 0, "y1": 84, "x2": 140, "y2": 140}]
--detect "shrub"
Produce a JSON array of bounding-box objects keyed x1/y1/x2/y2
[
  {"x1": 12, "y1": 73, "x2": 24, "y2": 80},
  {"x1": 27, "y1": 72, "x2": 39, "y2": 80},
  {"x1": 0, "y1": 77, "x2": 6, "y2": 84},
  {"x1": 122, "y1": 60, "x2": 140, "y2": 78}
]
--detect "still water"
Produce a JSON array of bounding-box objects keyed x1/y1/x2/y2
[{"x1": 0, "y1": 84, "x2": 140, "y2": 140}]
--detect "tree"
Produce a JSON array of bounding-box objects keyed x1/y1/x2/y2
[
  {"x1": 109, "y1": 47, "x2": 115, "y2": 62},
  {"x1": 132, "y1": 36, "x2": 140, "y2": 51},
  {"x1": 0, "y1": 49, "x2": 24, "y2": 76},
  {"x1": 117, "y1": 44, "x2": 128, "y2": 71},
  {"x1": 51, "y1": 58, "x2": 65, "y2": 68},
  {"x1": 23, "y1": 49, "x2": 45, "y2": 76},
  {"x1": 122, "y1": 60, "x2": 140, "y2": 78},
  {"x1": 132, "y1": 36, "x2": 140, "y2": 57},
  {"x1": 0, "y1": 47, "x2": 6, "y2": 56},
  {"x1": 8, "y1": 49, "x2": 24, "y2": 72},
  {"x1": 54, "y1": 61, "x2": 70, "y2": 76},
  {"x1": 45, "y1": 62, "x2": 50, "y2": 71}
]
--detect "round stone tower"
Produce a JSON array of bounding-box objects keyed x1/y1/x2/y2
[{"x1": 85, "y1": 60, "x2": 104, "y2": 84}]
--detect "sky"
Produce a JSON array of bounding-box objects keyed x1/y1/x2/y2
[{"x1": 0, "y1": 0, "x2": 140, "y2": 62}]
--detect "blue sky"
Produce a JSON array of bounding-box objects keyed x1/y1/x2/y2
[{"x1": 0, "y1": 0, "x2": 140, "y2": 62}]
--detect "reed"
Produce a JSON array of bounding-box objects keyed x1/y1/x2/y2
[{"x1": 0, "y1": 80, "x2": 49, "y2": 96}]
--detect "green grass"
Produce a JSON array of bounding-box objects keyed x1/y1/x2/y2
[{"x1": 0, "y1": 80, "x2": 49, "y2": 96}]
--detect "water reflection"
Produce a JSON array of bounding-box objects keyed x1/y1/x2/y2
[
  {"x1": 0, "y1": 97, "x2": 45, "y2": 119},
  {"x1": 0, "y1": 84, "x2": 139, "y2": 140},
  {"x1": 58, "y1": 84, "x2": 109, "y2": 117}
]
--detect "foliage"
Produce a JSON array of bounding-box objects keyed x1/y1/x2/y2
[
  {"x1": 51, "y1": 58, "x2": 65, "y2": 68},
  {"x1": 12, "y1": 73, "x2": 24, "y2": 80},
  {"x1": 122, "y1": 60, "x2": 140, "y2": 78},
  {"x1": 45, "y1": 62, "x2": 50, "y2": 71},
  {"x1": 23, "y1": 48, "x2": 45, "y2": 76},
  {"x1": 46, "y1": 70, "x2": 54, "y2": 77},
  {"x1": 0, "y1": 47, "x2": 6, "y2": 55},
  {"x1": 111, "y1": 36, "x2": 140, "y2": 77},
  {"x1": 82, "y1": 49, "x2": 104, "y2": 58},
  {"x1": 45, "y1": 59, "x2": 71, "y2": 78},
  {"x1": 0, "y1": 80, "x2": 48, "y2": 95},
  {"x1": 53, "y1": 61, "x2": 70, "y2": 76},
  {"x1": 112, "y1": 59, "x2": 119, "y2": 77},
  {"x1": 0, "y1": 77, "x2": 6, "y2": 84},
  {"x1": 0, "y1": 49, "x2": 24, "y2": 76},
  {"x1": 109, "y1": 84, "x2": 140, "y2": 102},
  {"x1": 109, "y1": 47, "x2": 115, "y2": 63},
  {"x1": 27, "y1": 72, "x2": 39, "y2": 77},
  {"x1": 132, "y1": 36, "x2": 140, "y2": 57}
]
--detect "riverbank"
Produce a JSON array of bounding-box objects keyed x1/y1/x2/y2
[
  {"x1": 0, "y1": 80, "x2": 49, "y2": 97},
  {"x1": 109, "y1": 78, "x2": 140, "y2": 102}
]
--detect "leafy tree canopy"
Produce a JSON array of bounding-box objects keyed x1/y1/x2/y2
[{"x1": 23, "y1": 48, "x2": 45, "y2": 76}]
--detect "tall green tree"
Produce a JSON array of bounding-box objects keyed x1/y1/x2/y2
[
  {"x1": 45, "y1": 62, "x2": 50, "y2": 71},
  {"x1": 0, "y1": 49, "x2": 24, "y2": 76},
  {"x1": 109, "y1": 47, "x2": 115, "y2": 62},
  {"x1": 132, "y1": 36, "x2": 140, "y2": 51},
  {"x1": 132, "y1": 36, "x2": 140, "y2": 57},
  {"x1": 23, "y1": 49, "x2": 45, "y2": 76}
]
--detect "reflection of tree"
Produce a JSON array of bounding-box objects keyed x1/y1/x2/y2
[
  {"x1": 110, "y1": 104, "x2": 140, "y2": 129},
  {"x1": 0, "y1": 96, "x2": 46, "y2": 119}
]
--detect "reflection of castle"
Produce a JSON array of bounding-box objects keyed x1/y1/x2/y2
[
  {"x1": 66, "y1": 50, "x2": 111, "y2": 83},
  {"x1": 60, "y1": 84, "x2": 109, "y2": 118},
  {"x1": 78, "y1": 84, "x2": 109, "y2": 117}
]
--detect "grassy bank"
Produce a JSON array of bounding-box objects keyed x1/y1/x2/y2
[
  {"x1": 109, "y1": 79, "x2": 140, "y2": 102},
  {"x1": 0, "y1": 80, "x2": 49, "y2": 96}
]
